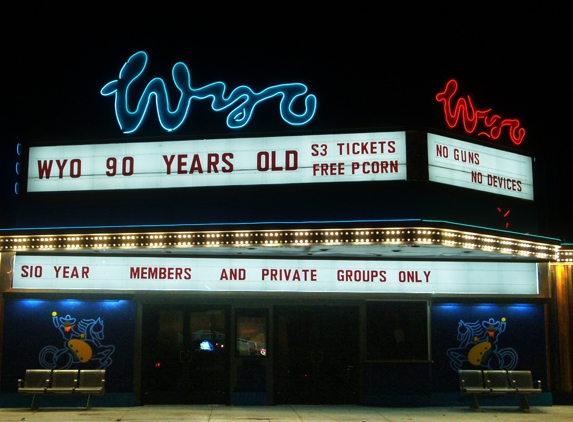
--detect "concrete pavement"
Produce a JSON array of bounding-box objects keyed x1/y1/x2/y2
[{"x1": 0, "y1": 405, "x2": 571, "y2": 421}]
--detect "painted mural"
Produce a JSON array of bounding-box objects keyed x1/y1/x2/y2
[
  {"x1": 39, "y1": 311, "x2": 115, "y2": 369},
  {"x1": 431, "y1": 304, "x2": 547, "y2": 392},
  {"x1": 446, "y1": 317, "x2": 518, "y2": 371},
  {"x1": 1, "y1": 299, "x2": 135, "y2": 393}
]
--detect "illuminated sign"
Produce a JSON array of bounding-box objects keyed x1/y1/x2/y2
[
  {"x1": 427, "y1": 134, "x2": 533, "y2": 200},
  {"x1": 13, "y1": 255, "x2": 538, "y2": 295},
  {"x1": 199, "y1": 341, "x2": 214, "y2": 352},
  {"x1": 27, "y1": 131, "x2": 406, "y2": 192},
  {"x1": 436, "y1": 79, "x2": 525, "y2": 145},
  {"x1": 101, "y1": 51, "x2": 317, "y2": 133}
]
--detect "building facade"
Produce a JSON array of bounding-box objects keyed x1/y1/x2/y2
[{"x1": 0, "y1": 61, "x2": 572, "y2": 407}]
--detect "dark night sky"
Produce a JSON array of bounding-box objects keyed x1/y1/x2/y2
[{"x1": 3, "y1": 5, "x2": 572, "y2": 239}]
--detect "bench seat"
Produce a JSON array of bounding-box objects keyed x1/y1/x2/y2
[
  {"x1": 458, "y1": 369, "x2": 541, "y2": 412},
  {"x1": 18, "y1": 369, "x2": 105, "y2": 410}
]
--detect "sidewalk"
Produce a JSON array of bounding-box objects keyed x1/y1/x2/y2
[{"x1": 0, "y1": 405, "x2": 571, "y2": 421}]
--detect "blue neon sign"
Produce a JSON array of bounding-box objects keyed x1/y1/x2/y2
[{"x1": 101, "y1": 51, "x2": 317, "y2": 133}]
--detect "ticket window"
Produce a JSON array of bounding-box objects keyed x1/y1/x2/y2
[
  {"x1": 236, "y1": 310, "x2": 268, "y2": 358},
  {"x1": 366, "y1": 301, "x2": 429, "y2": 361},
  {"x1": 233, "y1": 309, "x2": 268, "y2": 403}
]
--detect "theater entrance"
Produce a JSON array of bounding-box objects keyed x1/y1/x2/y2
[
  {"x1": 274, "y1": 306, "x2": 359, "y2": 404},
  {"x1": 142, "y1": 306, "x2": 230, "y2": 404}
]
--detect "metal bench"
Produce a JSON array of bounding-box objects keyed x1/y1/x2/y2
[
  {"x1": 75, "y1": 369, "x2": 106, "y2": 409},
  {"x1": 458, "y1": 369, "x2": 541, "y2": 412},
  {"x1": 46, "y1": 369, "x2": 78, "y2": 395},
  {"x1": 458, "y1": 369, "x2": 489, "y2": 411},
  {"x1": 17, "y1": 369, "x2": 105, "y2": 410},
  {"x1": 17, "y1": 369, "x2": 52, "y2": 410},
  {"x1": 508, "y1": 370, "x2": 542, "y2": 411}
]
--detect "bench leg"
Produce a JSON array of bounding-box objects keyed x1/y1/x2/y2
[
  {"x1": 30, "y1": 394, "x2": 38, "y2": 410},
  {"x1": 519, "y1": 395, "x2": 531, "y2": 413},
  {"x1": 469, "y1": 394, "x2": 482, "y2": 412},
  {"x1": 86, "y1": 394, "x2": 92, "y2": 410}
]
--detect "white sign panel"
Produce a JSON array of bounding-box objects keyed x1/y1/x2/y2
[
  {"x1": 427, "y1": 134, "x2": 533, "y2": 200},
  {"x1": 27, "y1": 132, "x2": 406, "y2": 192},
  {"x1": 13, "y1": 255, "x2": 538, "y2": 295}
]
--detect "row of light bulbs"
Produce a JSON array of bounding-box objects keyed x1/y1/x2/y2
[
  {"x1": 558, "y1": 250, "x2": 573, "y2": 262},
  {"x1": 0, "y1": 228, "x2": 562, "y2": 260}
]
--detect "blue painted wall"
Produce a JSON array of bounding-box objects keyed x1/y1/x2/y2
[
  {"x1": 1, "y1": 299, "x2": 135, "y2": 394},
  {"x1": 431, "y1": 303, "x2": 547, "y2": 392},
  {"x1": 363, "y1": 302, "x2": 548, "y2": 407}
]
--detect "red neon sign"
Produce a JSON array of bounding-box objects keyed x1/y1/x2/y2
[
  {"x1": 497, "y1": 207, "x2": 511, "y2": 229},
  {"x1": 436, "y1": 79, "x2": 525, "y2": 146}
]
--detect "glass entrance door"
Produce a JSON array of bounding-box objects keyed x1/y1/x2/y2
[
  {"x1": 274, "y1": 306, "x2": 359, "y2": 404},
  {"x1": 143, "y1": 306, "x2": 229, "y2": 404}
]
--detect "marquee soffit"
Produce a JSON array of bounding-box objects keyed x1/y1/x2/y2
[{"x1": 0, "y1": 224, "x2": 562, "y2": 262}]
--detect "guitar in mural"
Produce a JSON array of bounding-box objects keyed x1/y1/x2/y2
[
  {"x1": 38, "y1": 312, "x2": 116, "y2": 369},
  {"x1": 446, "y1": 317, "x2": 518, "y2": 371}
]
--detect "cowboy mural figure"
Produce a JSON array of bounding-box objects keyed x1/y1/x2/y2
[
  {"x1": 446, "y1": 317, "x2": 518, "y2": 371},
  {"x1": 38, "y1": 311, "x2": 115, "y2": 369}
]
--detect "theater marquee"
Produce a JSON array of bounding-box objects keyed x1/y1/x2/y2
[
  {"x1": 427, "y1": 134, "x2": 533, "y2": 200},
  {"x1": 27, "y1": 132, "x2": 406, "y2": 192},
  {"x1": 13, "y1": 255, "x2": 538, "y2": 295}
]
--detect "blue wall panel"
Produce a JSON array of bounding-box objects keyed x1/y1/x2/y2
[
  {"x1": 1, "y1": 299, "x2": 135, "y2": 394},
  {"x1": 431, "y1": 303, "x2": 547, "y2": 392}
]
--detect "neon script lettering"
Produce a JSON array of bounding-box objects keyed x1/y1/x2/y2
[
  {"x1": 436, "y1": 79, "x2": 525, "y2": 145},
  {"x1": 101, "y1": 51, "x2": 317, "y2": 133}
]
